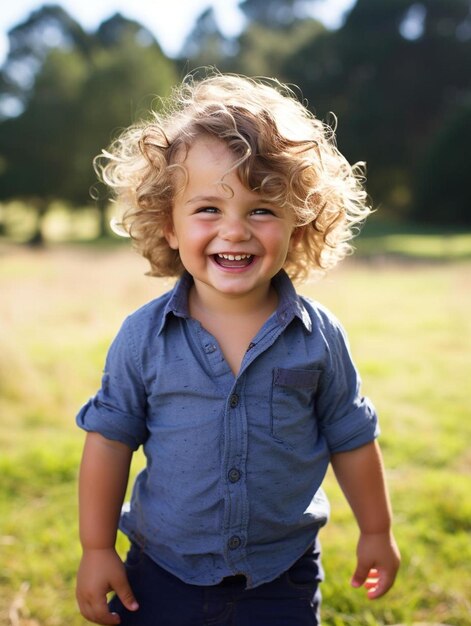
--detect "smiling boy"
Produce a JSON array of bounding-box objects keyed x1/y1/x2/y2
[
  {"x1": 76, "y1": 72, "x2": 400, "y2": 626},
  {"x1": 165, "y1": 135, "x2": 301, "y2": 374}
]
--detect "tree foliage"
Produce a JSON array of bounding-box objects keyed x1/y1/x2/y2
[
  {"x1": 1, "y1": 0, "x2": 470, "y2": 239},
  {"x1": 239, "y1": 0, "x2": 320, "y2": 27},
  {"x1": 0, "y1": 5, "x2": 177, "y2": 242},
  {"x1": 181, "y1": 0, "x2": 325, "y2": 82},
  {"x1": 71, "y1": 15, "x2": 177, "y2": 203},
  {"x1": 0, "y1": 4, "x2": 91, "y2": 117},
  {"x1": 0, "y1": 48, "x2": 88, "y2": 243},
  {"x1": 414, "y1": 104, "x2": 471, "y2": 224},
  {"x1": 225, "y1": 18, "x2": 325, "y2": 78},
  {"x1": 179, "y1": 8, "x2": 232, "y2": 68},
  {"x1": 282, "y1": 0, "x2": 471, "y2": 222}
]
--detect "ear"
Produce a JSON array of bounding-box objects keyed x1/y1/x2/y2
[
  {"x1": 163, "y1": 220, "x2": 179, "y2": 250},
  {"x1": 290, "y1": 226, "x2": 305, "y2": 248}
]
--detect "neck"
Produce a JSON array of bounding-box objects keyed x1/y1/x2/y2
[{"x1": 189, "y1": 282, "x2": 278, "y2": 320}]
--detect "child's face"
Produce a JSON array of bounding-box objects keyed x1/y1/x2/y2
[{"x1": 164, "y1": 136, "x2": 299, "y2": 306}]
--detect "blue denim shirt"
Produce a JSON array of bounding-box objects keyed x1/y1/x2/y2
[{"x1": 76, "y1": 270, "x2": 378, "y2": 589}]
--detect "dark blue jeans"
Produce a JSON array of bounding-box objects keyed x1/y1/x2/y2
[{"x1": 109, "y1": 542, "x2": 322, "y2": 625}]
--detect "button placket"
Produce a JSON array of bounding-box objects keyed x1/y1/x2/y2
[
  {"x1": 204, "y1": 343, "x2": 217, "y2": 354},
  {"x1": 222, "y1": 379, "x2": 251, "y2": 574},
  {"x1": 228, "y1": 535, "x2": 242, "y2": 550},
  {"x1": 195, "y1": 324, "x2": 231, "y2": 377},
  {"x1": 229, "y1": 394, "x2": 239, "y2": 408},
  {"x1": 228, "y1": 468, "x2": 241, "y2": 483}
]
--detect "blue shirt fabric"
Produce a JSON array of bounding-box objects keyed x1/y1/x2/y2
[{"x1": 76, "y1": 270, "x2": 379, "y2": 589}]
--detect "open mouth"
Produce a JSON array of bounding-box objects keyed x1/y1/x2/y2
[{"x1": 213, "y1": 253, "x2": 255, "y2": 269}]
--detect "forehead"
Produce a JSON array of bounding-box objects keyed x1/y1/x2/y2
[
  {"x1": 172, "y1": 136, "x2": 243, "y2": 195},
  {"x1": 178, "y1": 135, "x2": 235, "y2": 169}
]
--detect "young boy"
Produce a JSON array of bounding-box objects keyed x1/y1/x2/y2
[{"x1": 76, "y1": 72, "x2": 400, "y2": 625}]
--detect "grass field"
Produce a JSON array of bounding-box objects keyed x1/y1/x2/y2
[{"x1": 0, "y1": 240, "x2": 470, "y2": 625}]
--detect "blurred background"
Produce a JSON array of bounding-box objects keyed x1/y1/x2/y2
[
  {"x1": 0, "y1": 0, "x2": 470, "y2": 243},
  {"x1": 1, "y1": 1, "x2": 470, "y2": 625}
]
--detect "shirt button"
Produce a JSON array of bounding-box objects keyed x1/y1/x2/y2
[
  {"x1": 228, "y1": 535, "x2": 241, "y2": 550},
  {"x1": 229, "y1": 394, "x2": 239, "y2": 408},
  {"x1": 228, "y1": 468, "x2": 241, "y2": 483},
  {"x1": 205, "y1": 344, "x2": 217, "y2": 354}
]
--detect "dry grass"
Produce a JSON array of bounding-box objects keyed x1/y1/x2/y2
[{"x1": 1, "y1": 243, "x2": 470, "y2": 625}]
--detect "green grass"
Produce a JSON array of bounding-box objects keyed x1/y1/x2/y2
[
  {"x1": 1, "y1": 241, "x2": 470, "y2": 625},
  {"x1": 355, "y1": 216, "x2": 471, "y2": 261}
]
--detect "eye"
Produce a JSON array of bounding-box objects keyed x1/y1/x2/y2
[
  {"x1": 196, "y1": 206, "x2": 219, "y2": 214},
  {"x1": 251, "y1": 208, "x2": 276, "y2": 216}
]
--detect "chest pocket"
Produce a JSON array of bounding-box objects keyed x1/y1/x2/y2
[{"x1": 271, "y1": 368, "x2": 321, "y2": 449}]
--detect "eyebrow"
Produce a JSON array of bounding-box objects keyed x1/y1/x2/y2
[
  {"x1": 185, "y1": 195, "x2": 222, "y2": 205},
  {"x1": 185, "y1": 194, "x2": 274, "y2": 205}
]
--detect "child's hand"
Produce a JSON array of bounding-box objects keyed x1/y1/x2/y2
[
  {"x1": 76, "y1": 547, "x2": 139, "y2": 625},
  {"x1": 351, "y1": 531, "x2": 400, "y2": 599}
]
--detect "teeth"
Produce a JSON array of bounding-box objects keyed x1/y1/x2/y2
[{"x1": 217, "y1": 253, "x2": 251, "y2": 261}]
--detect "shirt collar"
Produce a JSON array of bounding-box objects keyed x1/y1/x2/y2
[
  {"x1": 158, "y1": 272, "x2": 192, "y2": 334},
  {"x1": 272, "y1": 271, "x2": 312, "y2": 332},
  {"x1": 158, "y1": 270, "x2": 312, "y2": 335}
]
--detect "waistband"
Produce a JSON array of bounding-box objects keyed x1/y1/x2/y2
[
  {"x1": 217, "y1": 574, "x2": 247, "y2": 587},
  {"x1": 217, "y1": 543, "x2": 316, "y2": 587}
]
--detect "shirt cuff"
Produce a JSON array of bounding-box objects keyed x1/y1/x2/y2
[
  {"x1": 76, "y1": 398, "x2": 147, "y2": 450},
  {"x1": 322, "y1": 399, "x2": 379, "y2": 453}
]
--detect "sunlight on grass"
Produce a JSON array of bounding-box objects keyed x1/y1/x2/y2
[
  {"x1": 43, "y1": 205, "x2": 102, "y2": 241},
  {"x1": 1, "y1": 244, "x2": 470, "y2": 625},
  {"x1": 355, "y1": 230, "x2": 471, "y2": 261}
]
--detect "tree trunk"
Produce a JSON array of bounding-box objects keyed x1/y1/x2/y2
[
  {"x1": 26, "y1": 199, "x2": 48, "y2": 247},
  {"x1": 97, "y1": 197, "x2": 109, "y2": 239}
]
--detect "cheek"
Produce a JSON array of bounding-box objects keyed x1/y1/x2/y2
[
  {"x1": 267, "y1": 227, "x2": 296, "y2": 254},
  {"x1": 167, "y1": 223, "x2": 212, "y2": 258}
]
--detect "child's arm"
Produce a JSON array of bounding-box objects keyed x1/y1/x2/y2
[
  {"x1": 330, "y1": 440, "x2": 401, "y2": 599},
  {"x1": 76, "y1": 432, "x2": 139, "y2": 625}
]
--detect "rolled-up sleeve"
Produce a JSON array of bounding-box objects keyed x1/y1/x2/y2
[
  {"x1": 317, "y1": 316, "x2": 379, "y2": 453},
  {"x1": 76, "y1": 317, "x2": 148, "y2": 450}
]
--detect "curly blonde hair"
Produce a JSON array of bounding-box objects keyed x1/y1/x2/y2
[{"x1": 96, "y1": 70, "x2": 371, "y2": 281}]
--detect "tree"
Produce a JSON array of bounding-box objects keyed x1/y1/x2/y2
[
  {"x1": 226, "y1": 18, "x2": 324, "y2": 78},
  {"x1": 282, "y1": 0, "x2": 471, "y2": 218},
  {"x1": 238, "y1": 0, "x2": 320, "y2": 27},
  {"x1": 0, "y1": 9, "x2": 178, "y2": 242},
  {"x1": 414, "y1": 105, "x2": 471, "y2": 225},
  {"x1": 0, "y1": 5, "x2": 93, "y2": 243},
  {"x1": 0, "y1": 48, "x2": 88, "y2": 244},
  {"x1": 179, "y1": 0, "x2": 325, "y2": 77},
  {"x1": 72, "y1": 15, "x2": 178, "y2": 236},
  {"x1": 95, "y1": 12, "x2": 157, "y2": 48},
  {"x1": 0, "y1": 4, "x2": 91, "y2": 119},
  {"x1": 179, "y1": 7, "x2": 232, "y2": 68}
]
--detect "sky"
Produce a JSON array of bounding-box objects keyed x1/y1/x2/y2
[{"x1": 0, "y1": 0, "x2": 356, "y2": 64}]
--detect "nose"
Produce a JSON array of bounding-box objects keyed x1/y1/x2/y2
[{"x1": 219, "y1": 215, "x2": 251, "y2": 242}]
